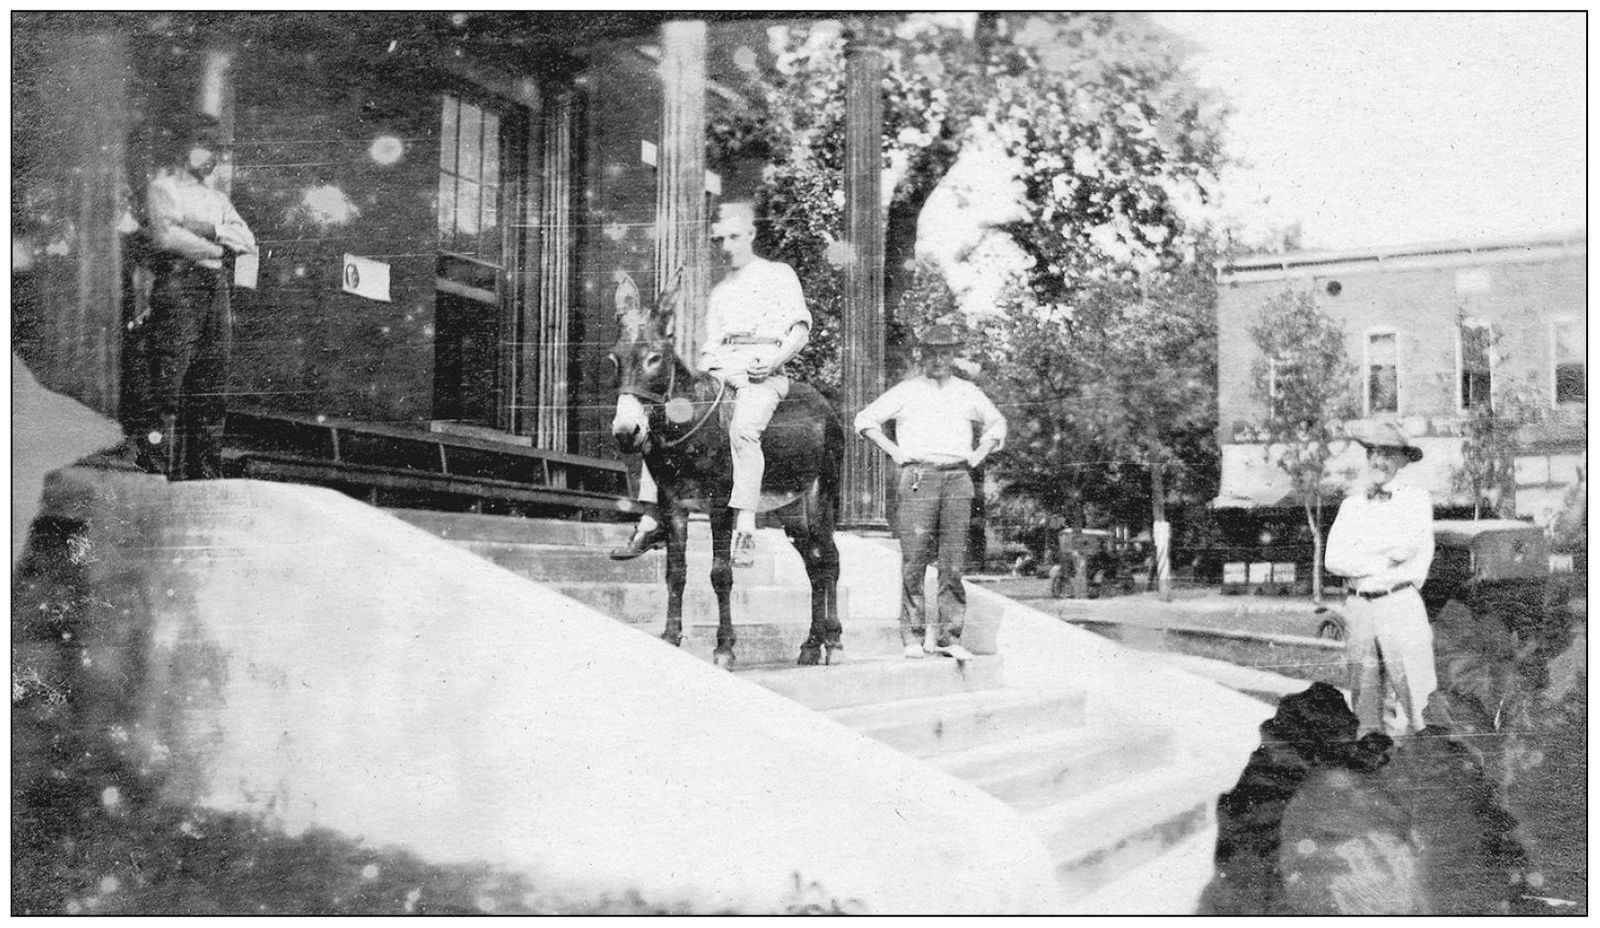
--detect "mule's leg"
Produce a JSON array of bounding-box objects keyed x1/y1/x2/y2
[
  {"x1": 790, "y1": 489, "x2": 842, "y2": 666},
  {"x1": 811, "y1": 490, "x2": 843, "y2": 664},
  {"x1": 814, "y1": 530, "x2": 842, "y2": 664},
  {"x1": 709, "y1": 505, "x2": 737, "y2": 669},
  {"x1": 788, "y1": 520, "x2": 825, "y2": 666},
  {"x1": 661, "y1": 505, "x2": 691, "y2": 648}
]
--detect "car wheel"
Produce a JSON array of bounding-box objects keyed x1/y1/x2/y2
[{"x1": 1317, "y1": 615, "x2": 1346, "y2": 642}]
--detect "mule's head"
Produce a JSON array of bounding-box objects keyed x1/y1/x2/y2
[{"x1": 608, "y1": 269, "x2": 683, "y2": 454}]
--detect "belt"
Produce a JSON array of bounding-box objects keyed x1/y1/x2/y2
[
  {"x1": 1355, "y1": 582, "x2": 1414, "y2": 600},
  {"x1": 903, "y1": 461, "x2": 970, "y2": 472},
  {"x1": 720, "y1": 335, "x2": 782, "y2": 346}
]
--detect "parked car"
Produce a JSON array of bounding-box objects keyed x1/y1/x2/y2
[
  {"x1": 1050, "y1": 529, "x2": 1145, "y2": 599},
  {"x1": 1315, "y1": 519, "x2": 1572, "y2": 647}
]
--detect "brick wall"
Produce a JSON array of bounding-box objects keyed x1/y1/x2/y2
[
  {"x1": 1216, "y1": 242, "x2": 1586, "y2": 514},
  {"x1": 572, "y1": 45, "x2": 662, "y2": 459},
  {"x1": 1218, "y1": 247, "x2": 1586, "y2": 442},
  {"x1": 227, "y1": 46, "x2": 443, "y2": 424}
]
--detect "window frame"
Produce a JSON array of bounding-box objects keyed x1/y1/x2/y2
[
  {"x1": 1455, "y1": 317, "x2": 1495, "y2": 412},
  {"x1": 1550, "y1": 315, "x2": 1585, "y2": 406},
  {"x1": 437, "y1": 90, "x2": 512, "y2": 274},
  {"x1": 1363, "y1": 326, "x2": 1402, "y2": 417}
]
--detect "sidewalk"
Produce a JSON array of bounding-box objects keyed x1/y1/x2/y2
[
  {"x1": 972, "y1": 578, "x2": 1346, "y2": 696},
  {"x1": 973, "y1": 578, "x2": 1335, "y2": 640}
]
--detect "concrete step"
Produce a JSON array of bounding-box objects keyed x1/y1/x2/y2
[
  {"x1": 396, "y1": 509, "x2": 803, "y2": 580},
  {"x1": 428, "y1": 531, "x2": 795, "y2": 586},
  {"x1": 828, "y1": 687, "x2": 1087, "y2": 759},
  {"x1": 739, "y1": 655, "x2": 1005, "y2": 712},
  {"x1": 390, "y1": 509, "x2": 636, "y2": 547},
  {"x1": 547, "y1": 581, "x2": 884, "y2": 640},
  {"x1": 932, "y1": 725, "x2": 1174, "y2": 813},
  {"x1": 462, "y1": 541, "x2": 663, "y2": 583},
  {"x1": 1024, "y1": 763, "x2": 1214, "y2": 902},
  {"x1": 599, "y1": 609, "x2": 905, "y2": 668}
]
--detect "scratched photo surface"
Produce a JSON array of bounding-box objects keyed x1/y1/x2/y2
[{"x1": 11, "y1": 11, "x2": 1585, "y2": 916}]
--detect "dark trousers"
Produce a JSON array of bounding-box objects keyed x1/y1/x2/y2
[
  {"x1": 141, "y1": 261, "x2": 230, "y2": 480},
  {"x1": 895, "y1": 464, "x2": 973, "y2": 645}
]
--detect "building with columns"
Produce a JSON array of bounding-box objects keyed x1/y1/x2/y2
[
  {"x1": 13, "y1": 12, "x2": 890, "y2": 521},
  {"x1": 1211, "y1": 233, "x2": 1586, "y2": 564}
]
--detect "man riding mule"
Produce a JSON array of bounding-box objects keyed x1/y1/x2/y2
[
  {"x1": 607, "y1": 217, "x2": 844, "y2": 668},
  {"x1": 612, "y1": 202, "x2": 811, "y2": 570}
]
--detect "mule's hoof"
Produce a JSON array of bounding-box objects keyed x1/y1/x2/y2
[
  {"x1": 824, "y1": 645, "x2": 844, "y2": 666},
  {"x1": 660, "y1": 632, "x2": 682, "y2": 648},
  {"x1": 713, "y1": 650, "x2": 736, "y2": 670},
  {"x1": 797, "y1": 645, "x2": 823, "y2": 666}
]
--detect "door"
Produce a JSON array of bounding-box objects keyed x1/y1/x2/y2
[{"x1": 434, "y1": 91, "x2": 521, "y2": 429}]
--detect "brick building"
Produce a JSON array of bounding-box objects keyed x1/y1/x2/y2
[
  {"x1": 1211, "y1": 232, "x2": 1586, "y2": 558},
  {"x1": 13, "y1": 12, "x2": 892, "y2": 519}
]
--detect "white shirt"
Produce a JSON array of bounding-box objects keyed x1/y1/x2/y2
[
  {"x1": 1324, "y1": 482, "x2": 1435, "y2": 593},
  {"x1": 854, "y1": 375, "x2": 1008, "y2": 463},
  {"x1": 147, "y1": 168, "x2": 257, "y2": 270},
  {"x1": 698, "y1": 256, "x2": 811, "y2": 372}
]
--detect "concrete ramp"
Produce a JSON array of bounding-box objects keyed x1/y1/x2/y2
[{"x1": 13, "y1": 468, "x2": 1061, "y2": 914}]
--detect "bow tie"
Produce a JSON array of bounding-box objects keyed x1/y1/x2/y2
[{"x1": 1366, "y1": 487, "x2": 1393, "y2": 502}]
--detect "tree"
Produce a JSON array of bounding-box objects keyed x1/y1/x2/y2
[
  {"x1": 1248, "y1": 289, "x2": 1357, "y2": 603},
  {"x1": 1445, "y1": 317, "x2": 1545, "y2": 519},
  {"x1": 970, "y1": 253, "x2": 1219, "y2": 534},
  {"x1": 990, "y1": 14, "x2": 1226, "y2": 307}
]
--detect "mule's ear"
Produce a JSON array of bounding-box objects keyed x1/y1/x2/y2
[
  {"x1": 654, "y1": 266, "x2": 686, "y2": 339},
  {"x1": 614, "y1": 272, "x2": 642, "y2": 320}
]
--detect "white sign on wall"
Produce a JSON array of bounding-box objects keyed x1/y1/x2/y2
[{"x1": 341, "y1": 254, "x2": 391, "y2": 303}]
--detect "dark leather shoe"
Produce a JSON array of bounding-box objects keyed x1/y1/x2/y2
[{"x1": 609, "y1": 523, "x2": 669, "y2": 560}]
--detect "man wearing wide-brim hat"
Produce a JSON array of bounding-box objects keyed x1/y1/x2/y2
[
  {"x1": 1324, "y1": 420, "x2": 1436, "y2": 736},
  {"x1": 855, "y1": 324, "x2": 1007, "y2": 662}
]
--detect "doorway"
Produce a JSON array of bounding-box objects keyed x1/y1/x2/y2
[{"x1": 434, "y1": 91, "x2": 521, "y2": 430}]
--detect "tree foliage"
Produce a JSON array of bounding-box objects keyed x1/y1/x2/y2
[
  {"x1": 990, "y1": 14, "x2": 1225, "y2": 305},
  {"x1": 1249, "y1": 290, "x2": 1356, "y2": 500},
  {"x1": 1248, "y1": 288, "x2": 1356, "y2": 600},
  {"x1": 709, "y1": 13, "x2": 1227, "y2": 386},
  {"x1": 975, "y1": 256, "x2": 1219, "y2": 526},
  {"x1": 1444, "y1": 320, "x2": 1546, "y2": 519},
  {"x1": 708, "y1": 14, "x2": 1228, "y2": 530}
]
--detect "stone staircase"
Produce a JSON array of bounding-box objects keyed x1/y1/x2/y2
[{"x1": 393, "y1": 509, "x2": 1212, "y2": 908}]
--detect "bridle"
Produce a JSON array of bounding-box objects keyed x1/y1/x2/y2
[{"x1": 618, "y1": 355, "x2": 726, "y2": 450}]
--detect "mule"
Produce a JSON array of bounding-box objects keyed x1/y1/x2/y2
[{"x1": 608, "y1": 273, "x2": 844, "y2": 668}]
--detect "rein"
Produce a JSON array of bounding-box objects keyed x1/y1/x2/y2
[
  {"x1": 620, "y1": 362, "x2": 726, "y2": 450},
  {"x1": 657, "y1": 378, "x2": 726, "y2": 449}
]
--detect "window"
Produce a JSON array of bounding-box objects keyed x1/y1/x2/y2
[
  {"x1": 1553, "y1": 318, "x2": 1585, "y2": 404},
  {"x1": 438, "y1": 94, "x2": 503, "y2": 262},
  {"x1": 433, "y1": 91, "x2": 520, "y2": 429},
  {"x1": 1366, "y1": 330, "x2": 1399, "y2": 415},
  {"x1": 1458, "y1": 322, "x2": 1493, "y2": 410}
]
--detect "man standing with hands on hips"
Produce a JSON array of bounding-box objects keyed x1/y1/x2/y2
[
  {"x1": 856, "y1": 325, "x2": 1007, "y2": 661},
  {"x1": 1324, "y1": 421, "x2": 1437, "y2": 736}
]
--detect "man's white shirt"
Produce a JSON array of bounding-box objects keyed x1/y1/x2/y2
[
  {"x1": 1324, "y1": 482, "x2": 1435, "y2": 593},
  {"x1": 854, "y1": 375, "x2": 1007, "y2": 464},
  {"x1": 698, "y1": 257, "x2": 811, "y2": 374}
]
